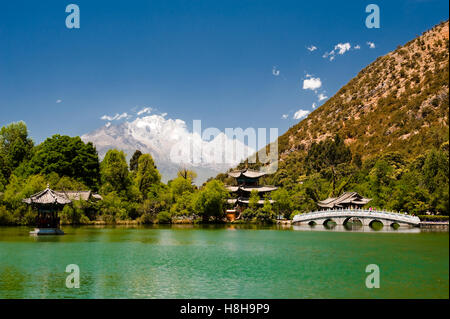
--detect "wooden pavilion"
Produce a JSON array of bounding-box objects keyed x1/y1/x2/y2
[{"x1": 23, "y1": 185, "x2": 71, "y2": 235}]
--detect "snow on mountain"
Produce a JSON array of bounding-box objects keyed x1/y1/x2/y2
[{"x1": 81, "y1": 114, "x2": 255, "y2": 184}]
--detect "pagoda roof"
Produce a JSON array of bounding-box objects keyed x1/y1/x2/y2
[
  {"x1": 227, "y1": 198, "x2": 274, "y2": 205},
  {"x1": 228, "y1": 169, "x2": 266, "y2": 179},
  {"x1": 23, "y1": 186, "x2": 72, "y2": 205},
  {"x1": 317, "y1": 192, "x2": 371, "y2": 209},
  {"x1": 225, "y1": 185, "x2": 278, "y2": 193},
  {"x1": 54, "y1": 190, "x2": 103, "y2": 201}
]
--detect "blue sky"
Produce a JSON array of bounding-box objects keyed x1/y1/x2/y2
[{"x1": 0, "y1": 0, "x2": 448, "y2": 144}]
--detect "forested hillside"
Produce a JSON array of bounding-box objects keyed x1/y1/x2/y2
[{"x1": 220, "y1": 21, "x2": 449, "y2": 216}]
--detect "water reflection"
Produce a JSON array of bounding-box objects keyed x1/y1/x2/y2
[{"x1": 292, "y1": 224, "x2": 421, "y2": 233}]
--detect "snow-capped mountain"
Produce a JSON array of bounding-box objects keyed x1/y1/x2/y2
[{"x1": 81, "y1": 114, "x2": 255, "y2": 184}]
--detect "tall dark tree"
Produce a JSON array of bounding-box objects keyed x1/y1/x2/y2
[
  {"x1": 135, "y1": 154, "x2": 161, "y2": 199},
  {"x1": 129, "y1": 150, "x2": 142, "y2": 171},
  {"x1": 100, "y1": 149, "x2": 131, "y2": 196},
  {"x1": 305, "y1": 134, "x2": 352, "y2": 196}
]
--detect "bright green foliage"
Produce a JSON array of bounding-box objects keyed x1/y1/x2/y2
[
  {"x1": 256, "y1": 197, "x2": 275, "y2": 223},
  {"x1": 248, "y1": 190, "x2": 260, "y2": 211},
  {"x1": 25, "y1": 135, "x2": 100, "y2": 189},
  {"x1": 60, "y1": 202, "x2": 90, "y2": 225},
  {"x1": 100, "y1": 150, "x2": 131, "y2": 197},
  {"x1": 241, "y1": 208, "x2": 255, "y2": 221},
  {"x1": 170, "y1": 191, "x2": 195, "y2": 217},
  {"x1": 0, "y1": 121, "x2": 34, "y2": 171},
  {"x1": 177, "y1": 168, "x2": 198, "y2": 182},
  {"x1": 192, "y1": 180, "x2": 228, "y2": 222},
  {"x1": 271, "y1": 188, "x2": 292, "y2": 219},
  {"x1": 134, "y1": 154, "x2": 161, "y2": 199},
  {"x1": 97, "y1": 191, "x2": 129, "y2": 222},
  {"x1": 3, "y1": 174, "x2": 47, "y2": 210},
  {"x1": 169, "y1": 176, "x2": 195, "y2": 197}
]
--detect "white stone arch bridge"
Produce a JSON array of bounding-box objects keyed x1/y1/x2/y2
[{"x1": 292, "y1": 209, "x2": 420, "y2": 228}]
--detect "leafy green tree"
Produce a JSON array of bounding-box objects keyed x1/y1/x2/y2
[
  {"x1": 422, "y1": 148, "x2": 449, "y2": 214},
  {"x1": 256, "y1": 196, "x2": 275, "y2": 223},
  {"x1": 129, "y1": 150, "x2": 142, "y2": 171},
  {"x1": 305, "y1": 135, "x2": 352, "y2": 195},
  {"x1": 3, "y1": 174, "x2": 47, "y2": 210},
  {"x1": 97, "y1": 191, "x2": 128, "y2": 222},
  {"x1": 0, "y1": 153, "x2": 8, "y2": 191},
  {"x1": 170, "y1": 176, "x2": 195, "y2": 197},
  {"x1": 135, "y1": 154, "x2": 161, "y2": 199},
  {"x1": 248, "y1": 190, "x2": 260, "y2": 211},
  {"x1": 0, "y1": 121, "x2": 34, "y2": 170},
  {"x1": 177, "y1": 168, "x2": 198, "y2": 182},
  {"x1": 272, "y1": 188, "x2": 292, "y2": 219},
  {"x1": 25, "y1": 135, "x2": 100, "y2": 189},
  {"x1": 192, "y1": 180, "x2": 228, "y2": 222},
  {"x1": 100, "y1": 149, "x2": 131, "y2": 197}
]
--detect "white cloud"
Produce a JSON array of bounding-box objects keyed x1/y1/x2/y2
[
  {"x1": 334, "y1": 42, "x2": 351, "y2": 55},
  {"x1": 272, "y1": 66, "x2": 280, "y2": 76},
  {"x1": 318, "y1": 93, "x2": 328, "y2": 101},
  {"x1": 137, "y1": 107, "x2": 152, "y2": 116},
  {"x1": 101, "y1": 112, "x2": 130, "y2": 121},
  {"x1": 307, "y1": 45, "x2": 317, "y2": 52},
  {"x1": 303, "y1": 76, "x2": 322, "y2": 90},
  {"x1": 281, "y1": 114, "x2": 289, "y2": 120},
  {"x1": 354, "y1": 44, "x2": 361, "y2": 50},
  {"x1": 323, "y1": 42, "x2": 355, "y2": 61},
  {"x1": 293, "y1": 109, "x2": 310, "y2": 120},
  {"x1": 367, "y1": 41, "x2": 376, "y2": 49},
  {"x1": 56, "y1": 99, "x2": 62, "y2": 103},
  {"x1": 312, "y1": 103, "x2": 317, "y2": 109}
]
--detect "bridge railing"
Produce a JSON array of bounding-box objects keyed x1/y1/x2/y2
[{"x1": 292, "y1": 208, "x2": 420, "y2": 224}]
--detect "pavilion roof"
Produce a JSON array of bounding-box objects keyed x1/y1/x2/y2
[
  {"x1": 23, "y1": 186, "x2": 72, "y2": 205},
  {"x1": 225, "y1": 185, "x2": 278, "y2": 193},
  {"x1": 227, "y1": 169, "x2": 266, "y2": 179},
  {"x1": 54, "y1": 190, "x2": 103, "y2": 201},
  {"x1": 317, "y1": 192, "x2": 371, "y2": 208}
]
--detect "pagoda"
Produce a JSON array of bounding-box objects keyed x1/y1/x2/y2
[
  {"x1": 225, "y1": 169, "x2": 277, "y2": 221},
  {"x1": 317, "y1": 192, "x2": 371, "y2": 210},
  {"x1": 23, "y1": 185, "x2": 71, "y2": 235}
]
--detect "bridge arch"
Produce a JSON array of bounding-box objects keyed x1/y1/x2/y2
[
  {"x1": 323, "y1": 218, "x2": 337, "y2": 229},
  {"x1": 390, "y1": 222, "x2": 400, "y2": 229},
  {"x1": 369, "y1": 219, "x2": 384, "y2": 230},
  {"x1": 343, "y1": 216, "x2": 363, "y2": 225}
]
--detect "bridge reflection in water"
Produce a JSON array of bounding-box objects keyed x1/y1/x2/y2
[
  {"x1": 292, "y1": 208, "x2": 421, "y2": 231},
  {"x1": 292, "y1": 224, "x2": 421, "y2": 233}
]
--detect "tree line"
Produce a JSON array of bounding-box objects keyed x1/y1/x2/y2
[{"x1": 0, "y1": 121, "x2": 235, "y2": 225}]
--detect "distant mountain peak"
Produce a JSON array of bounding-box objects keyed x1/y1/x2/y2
[{"x1": 82, "y1": 114, "x2": 255, "y2": 184}]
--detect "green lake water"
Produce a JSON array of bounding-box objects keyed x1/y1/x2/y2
[{"x1": 0, "y1": 225, "x2": 448, "y2": 299}]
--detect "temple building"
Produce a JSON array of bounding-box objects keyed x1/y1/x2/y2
[
  {"x1": 317, "y1": 192, "x2": 371, "y2": 210},
  {"x1": 23, "y1": 185, "x2": 103, "y2": 235},
  {"x1": 225, "y1": 169, "x2": 277, "y2": 221},
  {"x1": 23, "y1": 185, "x2": 71, "y2": 235}
]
